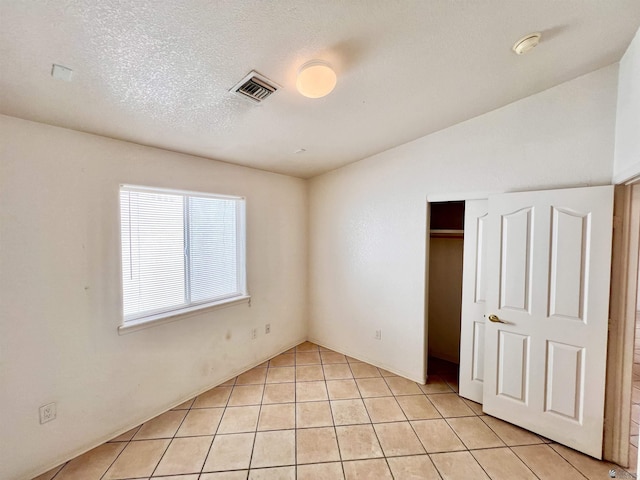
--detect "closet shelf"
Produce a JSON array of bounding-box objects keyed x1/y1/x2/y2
[{"x1": 430, "y1": 229, "x2": 464, "y2": 238}]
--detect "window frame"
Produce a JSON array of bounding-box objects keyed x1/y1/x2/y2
[{"x1": 117, "y1": 184, "x2": 249, "y2": 334}]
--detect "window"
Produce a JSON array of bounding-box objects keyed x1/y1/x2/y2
[{"x1": 119, "y1": 185, "x2": 247, "y2": 328}]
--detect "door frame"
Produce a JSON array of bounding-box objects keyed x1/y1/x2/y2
[{"x1": 605, "y1": 180, "x2": 640, "y2": 466}]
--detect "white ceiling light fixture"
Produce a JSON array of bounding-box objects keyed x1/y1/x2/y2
[
  {"x1": 512, "y1": 32, "x2": 542, "y2": 55},
  {"x1": 296, "y1": 60, "x2": 337, "y2": 98}
]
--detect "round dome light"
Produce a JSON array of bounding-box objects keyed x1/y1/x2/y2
[
  {"x1": 296, "y1": 60, "x2": 337, "y2": 98},
  {"x1": 512, "y1": 32, "x2": 541, "y2": 55}
]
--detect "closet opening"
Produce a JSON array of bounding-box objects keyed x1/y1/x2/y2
[{"x1": 427, "y1": 200, "x2": 465, "y2": 388}]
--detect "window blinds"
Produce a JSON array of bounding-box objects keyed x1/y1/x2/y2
[{"x1": 120, "y1": 186, "x2": 245, "y2": 322}]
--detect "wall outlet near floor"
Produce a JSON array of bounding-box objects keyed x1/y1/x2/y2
[
  {"x1": 375, "y1": 330, "x2": 382, "y2": 340},
  {"x1": 39, "y1": 402, "x2": 56, "y2": 424},
  {"x1": 265, "y1": 324, "x2": 271, "y2": 334},
  {"x1": 251, "y1": 328, "x2": 257, "y2": 340}
]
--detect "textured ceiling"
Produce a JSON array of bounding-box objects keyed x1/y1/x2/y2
[{"x1": 1, "y1": 1, "x2": 639, "y2": 178}]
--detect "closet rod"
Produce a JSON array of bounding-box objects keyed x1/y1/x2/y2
[{"x1": 430, "y1": 229, "x2": 464, "y2": 238}]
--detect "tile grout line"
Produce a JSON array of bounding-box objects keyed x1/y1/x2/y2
[
  {"x1": 478, "y1": 415, "x2": 546, "y2": 479},
  {"x1": 321, "y1": 347, "x2": 347, "y2": 480},
  {"x1": 476, "y1": 415, "x2": 543, "y2": 479},
  {"x1": 97, "y1": 423, "x2": 145, "y2": 480},
  {"x1": 245, "y1": 363, "x2": 268, "y2": 477},
  {"x1": 442, "y1": 415, "x2": 495, "y2": 451},
  {"x1": 545, "y1": 443, "x2": 603, "y2": 480},
  {"x1": 370, "y1": 367, "x2": 400, "y2": 478},
  {"x1": 510, "y1": 443, "x2": 588, "y2": 480},
  {"x1": 97, "y1": 441, "x2": 129, "y2": 480},
  {"x1": 493, "y1": 438, "x2": 545, "y2": 477},
  {"x1": 199, "y1": 374, "x2": 237, "y2": 478},
  {"x1": 148, "y1": 392, "x2": 200, "y2": 478},
  {"x1": 49, "y1": 462, "x2": 68, "y2": 480},
  {"x1": 55, "y1": 417, "x2": 144, "y2": 479},
  {"x1": 420, "y1": 368, "x2": 474, "y2": 480},
  {"x1": 390, "y1": 374, "x2": 470, "y2": 480},
  {"x1": 349, "y1": 359, "x2": 397, "y2": 478},
  {"x1": 419, "y1": 365, "x2": 497, "y2": 480},
  {"x1": 293, "y1": 347, "x2": 298, "y2": 480},
  {"x1": 41, "y1": 464, "x2": 65, "y2": 480}
]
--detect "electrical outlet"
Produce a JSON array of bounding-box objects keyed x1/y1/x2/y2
[
  {"x1": 251, "y1": 328, "x2": 257, "y2": 340},
  {"x1": 39, "y1": 402, "x2": 56, "y2": 424},
  {"x1": 265, "y1": 324, "x2": 271, "y2": 334},
  {"x1": 375, "y1": 330, "x2": 382, "y2": 340}
]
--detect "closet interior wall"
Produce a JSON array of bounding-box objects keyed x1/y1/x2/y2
[{"x1": 427, "y1": 201, "x2": 465, "y2": 365}]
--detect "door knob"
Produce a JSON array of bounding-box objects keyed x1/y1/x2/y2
[{"x1": 488, "y1": 314, "x2": 505, "y2": 323}]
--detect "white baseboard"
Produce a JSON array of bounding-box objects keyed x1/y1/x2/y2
[{"x1": 307, "y1": 337, "x2": 425, "y2": 384}]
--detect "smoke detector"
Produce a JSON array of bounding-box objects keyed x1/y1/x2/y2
[
  {"x1": 230, "y1": 71, "x2": 280, "y2": 103},
  {"x1": 512, "y1": 33, "x2": 541, "y2": 55}
]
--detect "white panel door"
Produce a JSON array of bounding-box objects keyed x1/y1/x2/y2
[
  {"x1": 459, "y1": 199, "x2": 488, "y2": 403},
  {"x1": 483, "y1": 185, "x2": 614, "y2": 458}
]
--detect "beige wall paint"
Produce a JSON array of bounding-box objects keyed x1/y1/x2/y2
[
  {"x1": 0, "y1": 116, "x2": 308, "y2": 480},
  {"x1": 308, "y1": 65, "x2": 618, "y2": 383},
  {"x1": 614, "y1": 27, "x2": 640, "y2": 183}
]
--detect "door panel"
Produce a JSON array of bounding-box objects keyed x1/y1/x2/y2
[
  {"x1": 474, "y1": 213, "x2": 488, "y2": 304},
  {"x1": 548, "y1": 207, "x2": 588, "y2": 321},
  {"x1": 545, "y1": 341, "x2": 584, "y2": 421},
  {"x1": 472, "y1": 321, "x2": 485, "y2": 382},
  {"x1": 483, "y1": 185, "x2": 613, "y2": 458},
  {"x1": 499, "y1": 207, "x2": 533, "y2": 312},
  {"x1": 459, "y1": 200, "x2": 488, "y2": 403},
  {"x1": 497, "y1": 330, "x2": 529, "y2": 403}
]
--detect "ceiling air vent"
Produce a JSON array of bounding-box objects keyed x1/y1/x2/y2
[{"x1": 230, "y1": 71, "x2": 280, "y2": 103}]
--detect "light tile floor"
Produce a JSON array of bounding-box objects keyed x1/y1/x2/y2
[{"x1": 34, "y1": 342, "x2": 636, "y2": 480}]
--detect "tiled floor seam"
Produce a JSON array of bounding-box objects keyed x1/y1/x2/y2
[
  {"x1": 505, "y1": 447, "x2": 544, "y2": 480},
  {"x1": 510, "y1": 444, "x2": 588, "y2": 480},
  {"x1": 246, "y1": 368, "x2": 268, "y2": 475},
  {"x1": 149, "y1": 396, "x2": 196, "y2": 478},
  {"x1": 472, "y1": 447, "x2": 543, "y2": 480},
  {"x1": 321, "y1": 351, "x2": 347, "y2": 480},
  {"x1": 199, "y1": 375, "x2": 236, "y2": 477},
  {"x1": 103, "y1": 425, "x2": 145, "y2": 479},
  {"x1": 475, "y1": 415, "x2": 545, "y2": 479},
  {"x1": 95, "y1": 432, "x2": 131, "y2": 480},
  {"x1": 391, "y1": 382, "x2": 429, "y2": 455},
  {"x1": 549, "y1": 443, "x2": 618, "y2": 480},
  {"x1": 293, "y1": 351, "x2": 298, "y2": 480},
  {"x1": 351, "y1": 360, "x2": 397, "y2": 478},
  {"x1": 48, "y1": 462, "x2": 66, "y2": 480},
  {"x1": 476, "y1": 411, "x2": 612, "y2": 479}
]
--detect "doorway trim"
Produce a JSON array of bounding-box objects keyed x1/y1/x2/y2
[{"x1": 605, "y1": 181, "x2": 640, "y2": 466}]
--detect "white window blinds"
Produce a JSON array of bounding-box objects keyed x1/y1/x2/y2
[{"x1": 119, "y1": 185, "x2": 246, "y2": 323}]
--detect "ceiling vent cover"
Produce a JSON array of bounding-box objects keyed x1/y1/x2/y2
[{"x1": 230, "y1": 71, "x2": 280, "y2": 103}]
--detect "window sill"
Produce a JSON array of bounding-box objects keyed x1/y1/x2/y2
[{"x1": 117, "y1": 295, "x2": 251, "y2": 335}]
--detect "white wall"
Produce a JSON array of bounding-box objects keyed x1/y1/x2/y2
[
  {"x1": 308, "y1": 65, "x2": 618, "y2": 382},
  {"x1": 0, "y1": 115, "x2": 308, "y2": 480},
  {"x1": 614, "y1": 27, "x2": 640, "y2": 183}
]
